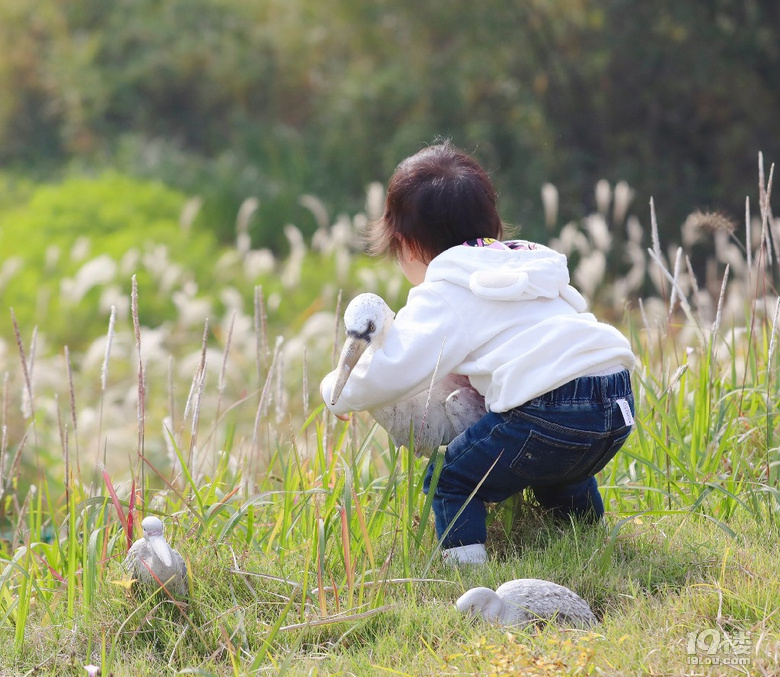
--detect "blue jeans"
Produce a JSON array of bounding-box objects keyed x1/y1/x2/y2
[{"x1": 423, "y1": 370, "x2": 634, "y2": 548}]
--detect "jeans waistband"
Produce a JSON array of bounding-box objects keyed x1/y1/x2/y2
[{"x1": 532, "y1": 369, "x2": 633, "y2": 404}]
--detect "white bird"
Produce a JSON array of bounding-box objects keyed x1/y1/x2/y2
[
  {"x1": 456, "y1": 579, "x2": 597, "y2": 629},
  {"x1": 329, "y1": 293, "x2": 486, "y2": 456},
  {"x1": 124, "y1": 516, "x2": 188, "y2": 598}
]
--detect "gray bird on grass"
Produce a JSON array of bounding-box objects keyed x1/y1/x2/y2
[
  {"x1": 456, "y1": 579, "x2": 597, "y2": 629},
  {"x1": 329, "y1": 293, "x2": 486, "y2": 456},
  {"x1": 125, "y1": 516, "x2": 188, "y2": 598}
]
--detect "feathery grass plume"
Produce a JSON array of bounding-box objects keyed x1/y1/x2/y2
[
  {"x1": 595, "y1": 179, "x2": 611, "y2": 216},
  {"x1": 10, "y1": 309, "x2": 35, "y2": 424},
  {"x1": 179, "y1": 195, "x2": 203, "y2": 233},
  {"x1": 63, "y1": 346, "x2": 80, "y2": 478},
  {"x1": 669, "y1": 247, "x2": 683, "y2": 314},
  {"x1": 711, "y1": 265, "x2": 730, "y2": 335},
  {"x1": 236, "y1": 197, "x2": 260, "y2": 257},
  {"x1": 274, "y1": 336, "x2": 285, "y2": 424},
  {"x1": 613, "y1": 180, "x2": 635, "y2": 225},
  {"x1": 62, "y1": 255, "x2": 118, "y2": 304},
  {"x1": 300, "y1": 194, "x2": 330, "y2": 231},
  {"x1": 768, "y1": 296, "x2": 780, "y2": 369},
  {"x1": 574, "y1": 251, "x2": 606, "y2": 300},
  {"x1": 254, "y1": 285, "x2": 269, "y2": 384},
  {"x1": 757, "y1": 153, "x2": 776, "y2": 265},
  {"x1": 96, "y1": 305, "x2": 117, "y2": 473},
  {"x1": 647, "y1": 248, "x2": 704, "y2": 343},
  {"x1": 0, "y1": 257, "x2": 23, "y2": 291},
  {"x1": 188, "y1": 319, "x2": 209, "y2": 472},
  {"x1": 585, "y1": 214, "x2": 612, "y2": 252},
  {"x1": 649, "y1": 197, "x2": 662, "y2": 261},
  {"x1": 366, "y1": 181, "x2": 385, "y2": 222},
  {"x1": 541, "y1": 183, "x2": 559, "y2": 229},
  {"x1": 281, "y1": 224, "x2": 306, "y2": 288},
  {"x1": 131, "y1": 276, "x2": 146, "y2": 508}
]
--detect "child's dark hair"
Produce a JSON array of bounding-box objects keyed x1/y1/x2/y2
[{"x1": 369, "y1": 141, "x2": 504, "y2": 263}]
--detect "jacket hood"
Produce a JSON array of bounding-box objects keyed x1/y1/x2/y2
[{"x1": 426, "y1": 243, "x2": 588, "y2": 311}]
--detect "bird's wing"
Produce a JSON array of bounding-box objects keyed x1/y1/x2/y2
[
  {"x1": 498, "y1": 580, "x2": 596, "y2": 627},
  {"x1": 443, "y1": 381, "x2": 486, "y2": 436},
  {"x1": 175, "y1": 550, "x2": 188, "y2": 584},
  {"x1": 124, "y1": 539, "x2": 144, "y2": 570}
]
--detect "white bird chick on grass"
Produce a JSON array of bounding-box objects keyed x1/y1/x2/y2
[
  {"x1": 125, "y1": 516, "x2": 188, "y2": 598},
  {"x1": 327, "y1": 292, "x2": 486, "y2": 456},
  {"x1": 456, "y1": 579, "x2": 597, "y2": 629}
]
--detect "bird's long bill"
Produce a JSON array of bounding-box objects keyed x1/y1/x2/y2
[
  {"x1": 150, "y1": 537, "x2": 174, "y2": 567},
  {"x1": 330, "y1": 335, "x2": 370, "y2": 405}
]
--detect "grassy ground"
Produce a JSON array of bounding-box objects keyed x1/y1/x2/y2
[
  {"x1": 2, "y1": 173, "x2": 780, "y2": 675},
  {"x1": 3, "y1": 496, "x2": 778, "y2": 675}
]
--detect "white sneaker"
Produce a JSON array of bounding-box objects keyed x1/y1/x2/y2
[{"x1": 442, "y1": 543, "x2": 488, "y2": 566}]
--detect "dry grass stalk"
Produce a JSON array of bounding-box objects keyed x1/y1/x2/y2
[
  {"x1": 188, "y1": 319, "x2": 210, "y2": 472},
  {"x1": 64, "y1": 346, "x2": 80, "y2": 478},
  {"x1": 647, "y1": 248, "x2": 704, "y2": 343},
  {"x1": 275, "y1": 336, "x2": 285, "y2": 423},
  {"x1": 248, "y1": 337, "x2": 284, "y2": 487},
  {"x1": 212, "y1": 311, "x2": 236, "y2": 449},
  {"x1": 768, "y1": 297, "x2": 780, "y2": 370},
  {"x1": 168, "y1": 355, "x2": 175, "y2": 440},
  {"x1": 56, "y1": 399, "x2": 70, "y2": 507},
  {"x1": 254, "y1": 285, "x2": 269, "y2": 384},
  {"x1": 711, "y1": 265, "x2": 730, "y2": 335},
  {"x1": 650, "y1": 197, "x2": 662, "y2": 261},
  {"x1": 331, "y1": 290, "x2": 343, "y2": 371},
  {"x1": 1, "y1": 372, "x2": 7, "y2": 491},
  {"x1": 669, "y1": 247, "x2": 682, "y2": 315},
  {"x1": 131, "y1": 276, "x2": 146, "y2": 507},
  {"x1": 746, "y1": 197, "x2": 752, "y2": 271},
  {"x1": 96, "y1": 306, "x2": 117, "y2": 473},
  {"x1": 10, "y1": 310, "x2": 34, "y2": 422}
]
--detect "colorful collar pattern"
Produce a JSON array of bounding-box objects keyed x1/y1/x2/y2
[{"x1": 463, "y1": 238, "x2": 539, "y2": 250}]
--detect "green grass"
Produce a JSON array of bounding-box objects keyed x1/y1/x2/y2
[{"x1": 1, "y1": 175, "x2": 780, "y2": 674}]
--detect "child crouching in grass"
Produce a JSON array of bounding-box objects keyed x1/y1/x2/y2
[{"x1": 321, "y1": 141, "x2": 635, "y2": 565}]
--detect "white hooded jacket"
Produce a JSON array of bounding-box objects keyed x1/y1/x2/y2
[{"x1": 326, "y1": 241, "x2": 635, "y2": 416}]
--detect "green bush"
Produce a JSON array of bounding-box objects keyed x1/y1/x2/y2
[{"x1": 0, "y1": 172, "x2": 219, "y2": 345}]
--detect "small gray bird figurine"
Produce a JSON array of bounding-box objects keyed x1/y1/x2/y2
[
  {"x1": 456, "y1": 579, "x2": 597, "y2": 629},
  {"x1": 125, "y1": 516, "x2": 188, "y2": 598}
]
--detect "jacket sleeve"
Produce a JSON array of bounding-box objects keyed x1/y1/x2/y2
[{"x1": 320, "y1": 287, "x2": 470, "y2": 415}]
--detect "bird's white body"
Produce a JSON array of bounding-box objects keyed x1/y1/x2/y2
[
  {"x1": 456, "y1": 579, "x2": 597, "y2": 629},
  {"x1": 330, "y1": 293, "x2": 486, "y2": 456},
  {"x1": 124, "y1": 516, "x2": 188, "y2": 597}
]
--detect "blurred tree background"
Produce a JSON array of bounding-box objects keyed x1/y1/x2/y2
[{"x1": 0, "y1": 0, "x2": 777, "y2": 249}]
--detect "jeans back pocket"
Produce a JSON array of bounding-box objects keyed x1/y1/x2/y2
[{"x1": 509, "y1": 425, "x2": 632, "y2": 486}]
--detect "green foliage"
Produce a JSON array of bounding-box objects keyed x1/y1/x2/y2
[
  {"x1": 1, "y1": 0, "x2": 779, "y2": 244},
  {"x1": 0, "y1": 172, "x2": 218, "y2": 343}
]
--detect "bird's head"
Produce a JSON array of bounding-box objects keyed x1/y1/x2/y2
[
  {"x1": 141, "y1": 515, "x2": 174, "y2": 566},
  {"x1": 456, "y1": 587, "x2": 504, "y2": 622},
  {"x1": 330, "y1": 293, "x2": 395, "y2": 406},
  {"x1": 141, "y1": 516, "x2": 164, "y2": 539}
]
